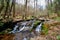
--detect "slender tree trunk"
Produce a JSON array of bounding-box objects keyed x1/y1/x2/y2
[
  {"x1": 0, "y1": 0, "x2": 4, "y2": 13},
  {"x1": 4, "y1": 0, "x2": 10, "y2": 19},
  {"x1": 13, "y1": 0, "x2": 15, "y2": 18},
  {"x1": 50, "y1": 0, "x2": 52, "y2": 7},
  {"x1": 24, "y1": 0, "x2": 27, "y2": 20},
  {"x1": 34, "y1": 0, "x2": 36, "y2": 17},
  {"x1": 36, "y1": 0, "x2": 38, "y2": 17},
  {"x1": 47, "y1": 0, "x2": 50, "y2": 17}
]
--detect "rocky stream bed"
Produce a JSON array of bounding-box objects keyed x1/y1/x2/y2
[{"x1": 0, "y1": 19, "x2": 60, "y2": 40}]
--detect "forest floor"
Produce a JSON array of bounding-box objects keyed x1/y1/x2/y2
[
  {"x1": 0, "y1": 17, "x2": 60, "y2": 40},
  {"x1": 31, "y1": 23, "x2": 60, "y2": 40}
]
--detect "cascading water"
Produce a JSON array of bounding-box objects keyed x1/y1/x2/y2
[
  {"x1": 9, "y1": 25, "x2": 19, "y2": 33},
  {"x1": 17, "y1": 22, "x2": 28, "y2": 32},
  {"x1": 9, "y1": 19, "x2": 43, "y2": 40},
  {"x1": 10, "y1": 20, "x2": 35, "y2": 33},
  {"x1": 35, "y1": 22, "x2": 42, "y2": 33},
  {"x1": 10, "y1": 22, "x2": 27, "y2": 33}
]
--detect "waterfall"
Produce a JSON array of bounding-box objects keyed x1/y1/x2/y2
[
  {"x1": 30, "y1": 19, "x2": 35, "y2": 29},
  {"x1": 10, "y1": 21, "x2": 29, "y2": 33},
  {"x1": 18, "y1": 25, "x2": 25, "y2": 32},
  {"x1": 9, "y1": 20, "x2": 44, "y2": 40},
  {"x1": 9, "y1": 19, "x2": 43, "y2": 34},
  {"x1": 9, "y1": 25, "x2": 19, "y2": 33},
  {"x1": 35, "y1": 22, "x2": 42, "y2": 33}
]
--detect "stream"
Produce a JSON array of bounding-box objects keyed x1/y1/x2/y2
[{"x1": 9, "y1": 19, "x2": 43, "y2": 40}]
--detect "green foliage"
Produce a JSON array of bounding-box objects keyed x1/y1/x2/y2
[
  {"x1": 0, "y1": 0, "x2": 15, "y2": 20},
  {"x1": 54, "y1": 17, "x2": 60, "y2": 22},
  {"x1": 34, "y1": 20, "x2": 40, "y2": 24},
  {"x1": 47, "y1": 0, "x2": 60, "y2": 16},
  {"x1": 0, "y1": 21, "x2": 4, "y2": 27},
  {"x1": 41, "y1": 23, "x2": 49, "y2": 35},
  {"x1": 56, "y1": 35, "x2": 60, "y2": 40}
]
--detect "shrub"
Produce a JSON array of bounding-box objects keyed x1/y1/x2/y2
[{"x1": 41, "y1": 23, "x2": 49, "y2": 35}]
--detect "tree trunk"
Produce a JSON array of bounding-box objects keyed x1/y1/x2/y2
[
  {"x1": 24, "y1": 0, "x2": 28, "y2": 20},
  {"x1": 34, "y1": 0, "x2": 36, "y2": 17},
  {"x1": 36, "y1": 0, "x2": 38, "y2": 17},
  {"x1": 13, "y1": 0, "x2": 15, "y2": 18}
]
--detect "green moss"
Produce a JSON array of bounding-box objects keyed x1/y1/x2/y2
[{"x1": 34, "y1": 20, "x2": 40, "y2": 24}]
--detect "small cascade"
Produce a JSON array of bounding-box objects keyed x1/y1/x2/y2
[
  {"x1": 35, "y1": 22, "x2": 42, "y2": 33},
  {"x1": 9, "y1": 19, "x2": 43, "y2": 35},
  {"x1": 10, "y1": 20, "x2": 35, "y2": 33},
  {"x1": 10, "y1": 22, "x2": 28, "y2": 33},
  {"x1": 9, "y1": 19, "x2": 44, "y2": 40},
  {"x1": 18, "y1": 20, "x2": 35, "y2": 32},
  {"x1": 9, "y1": 25, "x2": 19, "y2": 33},
  {"x1": 18, "y1": 25, "x2": 25, "y2": 32}
]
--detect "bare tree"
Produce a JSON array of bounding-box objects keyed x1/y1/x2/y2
[
  {"x1": 23, "y1": 0, "x2": 28, "y2": 20},
  {"x1": 3, "y1": 0, "x2": 10, "y2": 19},
  {"x1": 34, "y1": 0, "x2": 36, "y2": 17},
  {"x1": 36, "y1": 0, "x2": 38, "y2": 17},
  {"x1": 0, "y1": 0, "x2": 4, "y2": 13},
  {"x1": 33, "y1": 0, "x2": 38, "y2": 17},
  {"x1": 12, "y1": 0, "x2": 16, "y2": 18},
  {"x1": 45, "y1": 0, "x2": 50, "y2": 17}
]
